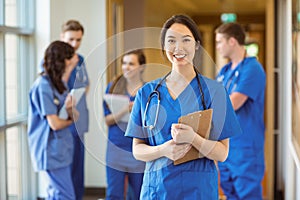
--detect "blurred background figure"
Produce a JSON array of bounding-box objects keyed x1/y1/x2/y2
[
  {"x1": 28, "y1": 41, "x2": 79, "y2": 200},
  {"x1": 103, "y1": 49, "x2": 146, "y2": 200},
  {"x1": 215, "y1": 22, "x2": 266, "y2": 200}
]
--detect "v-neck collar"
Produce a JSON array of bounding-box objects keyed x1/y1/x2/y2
[{"x1": 162, "y1": 76, "x2": 198, "y2": 105}]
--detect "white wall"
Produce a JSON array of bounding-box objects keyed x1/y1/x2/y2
[{"x1": 35, "y1": 0, "x2": 107, "y2": 195}]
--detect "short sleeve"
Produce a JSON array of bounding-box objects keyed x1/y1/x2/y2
[
  {"x1": 234, "y1": 59, "x2": 266, "y2": 101},
  {"x1": 125, "y1": 89, "x2": 147, "y2": 140},
  {"x1": 37, "y1": 81, "x2": 58, "y2": 117},
  {"x1": 208, "y1": 83, "x2": 242, "y2": 141}
]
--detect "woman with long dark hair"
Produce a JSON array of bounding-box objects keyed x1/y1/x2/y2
[
  {"x1": 125, "y1": 15, "x2": 242, "y2": 199},
  {"x1": 28, "y1": 41, "x2": 79, "y2": 200}
]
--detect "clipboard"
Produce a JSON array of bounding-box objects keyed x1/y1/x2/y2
[
  {"x1": 58, "y1": 87, "x2": 86, "y2": 119},
  {"x1": 174, "y1": 109, "x2": 213, "y2": 165},
  {"x1": 103, "y1": 94, "x2": 130, "y2": 122}
]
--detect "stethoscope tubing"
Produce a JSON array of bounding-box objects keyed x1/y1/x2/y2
[
  {"x1": 143, "y1": 68, "x2": 206, "y2": 130},
  {"x1": 76, "y1": 63, "x2": 87, "y2": 83}
]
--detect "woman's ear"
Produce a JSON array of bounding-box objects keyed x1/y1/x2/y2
[
  {"x1": 142, "y1": 64, "x2": 147, "y2": 74},
  {"x1": 195, "y1": 41, "x2": 200, "y2": 50}
]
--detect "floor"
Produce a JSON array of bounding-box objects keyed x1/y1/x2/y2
[
  {"x1": 83, "y1": 188, "x2": 106, "y2": 200},
  {"x1": 83, "y1": 195, "x2": 104, "y2": 200}
]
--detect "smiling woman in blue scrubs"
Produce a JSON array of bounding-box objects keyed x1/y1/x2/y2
[
  {"x1": 103, "y1": 49, "x2": 146, "y2": 200},
  {"x1": 27, "y1": 41, "x2": 79, "y2": 200},
  {"x1": 125, "y1": 15, "x2": 242, "y2": 199}
]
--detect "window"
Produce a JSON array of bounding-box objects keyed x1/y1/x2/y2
[{"x1": 0, "y1": 0, "x2": 36, "y2": 199}]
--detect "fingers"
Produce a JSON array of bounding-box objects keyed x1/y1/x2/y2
[
  {"x1": 172, "y1": 123, "x2": 189, "y2": 129},
  {"x1": 171, "y1": 123, "x2": 195, "y2": 144},
  {"x1": 174, "y1": 143, "x2": 192, "y2": 160}
]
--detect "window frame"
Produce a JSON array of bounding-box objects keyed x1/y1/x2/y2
[{"x1": 0, "y1": 0, "x2": 37, "y2": 199}]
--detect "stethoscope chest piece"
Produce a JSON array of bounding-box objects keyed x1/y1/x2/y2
[
  {"x1": 217, "y1": 75, "x2": 224, "y2": 82},
  {"x1": 53, "y1": 97, "x2": 60, "y2": 106}
]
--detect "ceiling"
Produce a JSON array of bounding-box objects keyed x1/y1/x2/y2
[{"x1": 144, "y1": 0, "x2": 266, "y2": 26}]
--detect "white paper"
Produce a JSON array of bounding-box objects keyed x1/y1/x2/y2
[
  {"x1": 58, "y1": 87, "x2": 86, "y2": 119},
  {"x1": 104, "y1": 94, "x2": 130, "y2": 122}
]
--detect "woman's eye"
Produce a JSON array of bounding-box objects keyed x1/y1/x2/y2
[
  {"x1": 168, "y1": 39, "x2": 176, "y2": 43},
  {"x1": 183, "y1": 38, "x2": 191, "y2": 43}
]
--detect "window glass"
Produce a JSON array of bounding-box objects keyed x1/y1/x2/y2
[
  {"x1": 5, "y1": 0, "x2": 17, "y2": 27},
  {"x1": 5, "y1": 34, "x2": 19, "y2": 119},
  {"x1": 6, "y1": 126, "x2": 21, "y2": 199}
]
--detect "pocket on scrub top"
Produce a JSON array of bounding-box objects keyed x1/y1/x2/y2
[
  {"x1": 182, "y1": 171, "x2": 218, "y2": 199},
  {"x1": 47, "y1": 131, "x2": 72, "y2": 162}
]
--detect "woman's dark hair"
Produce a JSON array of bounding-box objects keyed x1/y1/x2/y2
[
  {"x1": 43, "y1": 41, "x2": 75, "y2": 93},
  {"x1": 109, "y1": 49, "x2": 146, "y2": 94},
  {"x1": 160, "y1": 14, "x2": 202, "y2": 67},
  {"x1": 215, "y1": 22, "x2": 246, "y2": 45}
]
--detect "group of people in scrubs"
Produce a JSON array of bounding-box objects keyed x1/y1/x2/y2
[
  {"x1": 28, "y1": 20, "x2": 89, "y2": 200},
  {"x1": 27, "y1": 14, "x2": 265, "y2": 200}
]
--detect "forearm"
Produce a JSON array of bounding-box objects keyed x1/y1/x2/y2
[
  {"x1": 230, "y1": 92, "x2": 248, "y2": 111},
  {"x1": 192, "y1": 136, "x2": 229, "y2": 162},
  {"x1": 105, "y1": 107, "x2": 128, "y2": 126},
  {"x1": 132, "y1": 138, "x2": 164, "y2": 162},
  {"x1": 47, "y1": 115, "x2": 73, "y2": 131}
]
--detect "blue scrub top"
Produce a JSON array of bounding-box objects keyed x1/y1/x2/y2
[
  {"x1": 103, "y1": 82, "x2": 145, "y2": 173},
  {"x1": 27, "y1": 75, "x2": 73, "y2": 171},
  {"x1": 125, "y1": 74, "x2": 242, "y2": 199},
  {"x1": 216, "y1": 57, "x2": 266, "y2": 149},
  {"x1": 68, "y1": 54, "x2": 89, "y2": 137},
  {"x1": 39, "y1": 54, "x2": 89, "y2": 137}
]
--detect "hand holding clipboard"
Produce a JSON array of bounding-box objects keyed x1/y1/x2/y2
[
  {"x1": 58, "y1": 87, "x2": 85, "y2": 119},
  {"x1": 173, "y1": 109, "x2": 213, "y2": 165}
]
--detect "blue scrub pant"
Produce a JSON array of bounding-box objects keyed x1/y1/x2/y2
[
  {"x1": 71, "y1": 133, "x2": 85, "y2": 200},
  {"x1": 219, "y1": 147, "x2": 265, "y2": 200},
  {"x1": 106, "y1": 166, "x2": 144, "y2": 200},
  {"x1": 45, "y1": 166, "x2": 75, "y2": 200}
]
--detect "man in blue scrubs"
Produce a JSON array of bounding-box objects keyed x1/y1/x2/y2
[
  {"x1": 215, "y1": 22, "x2": 266, "y2": 199},
  {"x1": 60, "y1": 20, "x2": 89, "y2": 200}
]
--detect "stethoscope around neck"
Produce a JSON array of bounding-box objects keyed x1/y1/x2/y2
[
  {"x1": 76, "y1": 62, "x2": 87, "y2": 83},
  {"x1": 142, "y1": 67, "x2": 207, "y2": 130},
  {"x1": 217, "y1": 56, "x2": 247, "y2": 92}
]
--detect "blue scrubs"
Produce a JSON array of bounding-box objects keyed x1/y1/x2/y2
[
  {"x1": 125, "y1": 74, "x2": 241, "y2": 199},
  {"x1": 40, "y1": 54, "x2": 89, "y2": 200},
  {"x1": 68, "y1": 54, "x2": 89, "y2": 200},
  {"x1": 103, "y1": 82, "x2": 145, "y2": 200},
  {"x1": 216, "y1": 57, "x2": 266, "y2": 200},
  {"x1": 27, "y1": 75, "x2": 75, "y2": 199}
]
